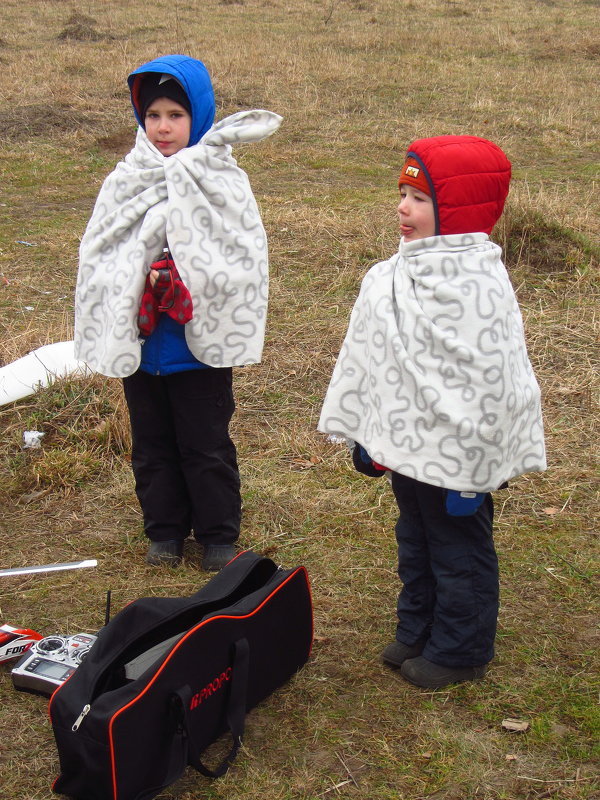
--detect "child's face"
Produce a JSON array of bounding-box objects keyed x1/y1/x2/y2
[
  {"x1": 397, "y1": 184, "x2": 436, "y2": 242},
  {"x1": 144, "y1": 97, "x2": 192, "y2": 156}
]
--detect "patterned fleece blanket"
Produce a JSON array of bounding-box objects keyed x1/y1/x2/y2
[
  {"x1": 318, "y1": 233, "x2": 547, "y2": 492},
  {"x1": 74, "y1": 110, "x2": 282, "y2": 377}
]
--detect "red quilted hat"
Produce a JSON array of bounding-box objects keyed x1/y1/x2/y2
[{"x1": 399, "y1": 136, "x2": 512, "y2": 236}]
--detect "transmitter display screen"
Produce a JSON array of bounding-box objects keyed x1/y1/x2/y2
[{"x1": 30, "y1": 659, "x2": 73, "y2": 681}]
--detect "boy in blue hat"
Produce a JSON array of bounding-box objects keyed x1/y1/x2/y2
[{"x1": 75, "y1": 55, "x2": 281, "y2": 570}]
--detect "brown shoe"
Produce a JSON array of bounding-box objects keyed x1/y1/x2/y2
[{"x1": 401, "y1": 656, "x2": 487, "y2": 689}]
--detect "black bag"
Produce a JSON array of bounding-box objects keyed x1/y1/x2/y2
[{"x1": 49, "y1": 551, "x2": 313, "y2": 800}]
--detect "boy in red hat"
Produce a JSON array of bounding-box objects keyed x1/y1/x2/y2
[{"x1": 319, "y1": 136, "x2": 546, "y2": 689}]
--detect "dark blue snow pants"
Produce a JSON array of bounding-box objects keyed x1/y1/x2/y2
[{"x1": 391, "y1": 473, "x2": 499, "y2": 668}]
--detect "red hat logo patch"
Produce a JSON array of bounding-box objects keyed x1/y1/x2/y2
[{"x1": 399, "y1": 156, "x2": 431, "y2": 196}]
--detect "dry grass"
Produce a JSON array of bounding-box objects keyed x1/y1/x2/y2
[{"x1": 0, "y1": 1, "x2": 599, "y2": 798}]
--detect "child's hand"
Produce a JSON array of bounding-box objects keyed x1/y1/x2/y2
[
  {"x1": 148, "y1": 262, "x2": 173, "y2": 298},
  {"x1": 138, "y1": 251, "x2": 192, "y2": 335},
  {"x1": 351, "y1": 444, "x2": 388, "y2": 478}
]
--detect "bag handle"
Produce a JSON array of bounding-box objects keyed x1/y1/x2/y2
[{"x1": 173, "y1": 637, "x2": 250, "y2": 779}]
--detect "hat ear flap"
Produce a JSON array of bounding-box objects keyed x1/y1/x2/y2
[{"x1": 399, "y1": 151, "x2": 440, "y2": 235}]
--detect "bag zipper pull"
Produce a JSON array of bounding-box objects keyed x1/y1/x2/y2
[{"x1": 72, "y1": 704, "x2": 91, "y2": 731}]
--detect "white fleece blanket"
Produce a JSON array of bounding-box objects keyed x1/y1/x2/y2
[
  {"x1": 318, "y1": 234, "x2": 546, "y2": 492},
  {"x1": 74, "y1": 110, "x2": 282, "y2": 377}
]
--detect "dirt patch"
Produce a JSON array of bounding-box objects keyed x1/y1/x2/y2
[
  {"x1": 96, "y1": 129, "x2": 135, "y2": 154},
  {"x1": 0, "y1": 104, "x2": 103, "y2": 140},
  {"x1": 57, "y1": 11, "x2": 113, "y2": 41},
  {"x1": 502, "y1": 214, "x2": 598, "y2": 274},
  {"x1": 215, "y1": 87, "x2": 267, "y2": 112}
]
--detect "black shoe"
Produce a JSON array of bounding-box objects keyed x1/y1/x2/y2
[
  {"x1": 145, "y1": 539, "x2": 183, "y2": 567},
  {"x1": 202, "y1": 544, "x2": 236, "y2": 572},
  {"x1": 382, "y1": 640, "x2": 426, "y2": 668},
  {"x1": 401, "y1": 656, "x2": 487, "y2": 689}
]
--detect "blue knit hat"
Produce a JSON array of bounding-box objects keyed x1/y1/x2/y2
[{"x1": 138, "y1": 73, "x2": 192, "y2": 120}]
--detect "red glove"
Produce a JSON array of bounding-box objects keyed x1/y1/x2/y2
[{"x1": 138, "y1": 253, "x2": 193, "y2": 336}]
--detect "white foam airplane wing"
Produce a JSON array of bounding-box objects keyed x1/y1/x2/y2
[{"x1": 0, "y1": 341, "x2": 93, "y2": 407}]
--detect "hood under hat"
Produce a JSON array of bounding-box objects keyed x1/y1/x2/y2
[
  {"x1": 398, "y1": 135, "x2": 511, "y2": 235},
  {"x1": 128, "y1": 54, "x2": 216, "y2": 147}
]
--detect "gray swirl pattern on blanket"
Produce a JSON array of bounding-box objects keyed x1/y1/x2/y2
[
  {"x1": 318, "y1": 234, "x2": 546, "y2": 492},
  {"x1": 74, "y1": 110, "x2": 281, "y2": 377}
]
